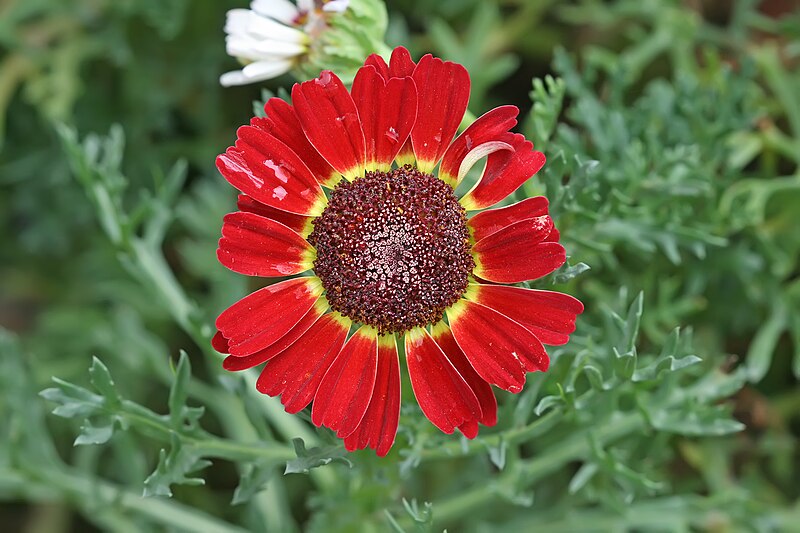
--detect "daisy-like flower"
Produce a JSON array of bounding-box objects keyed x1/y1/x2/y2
[
  {"x1": 221, "y1": 0, "x2": 351, "y2": 86},
  {"x1": 213, "y1": 47, "x2": 584, "y2": 456}
]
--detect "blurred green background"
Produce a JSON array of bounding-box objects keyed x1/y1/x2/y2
[{"x1": 2, "y1": 0, "x2": 799, "y2": 531}]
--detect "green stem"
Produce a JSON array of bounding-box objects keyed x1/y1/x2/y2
[{"x1": 3, "y1": 467, "x2": 248, "y2": 533}]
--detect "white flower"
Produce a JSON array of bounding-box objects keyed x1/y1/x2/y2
[{"x1": 220, "y1": 0, "x2": 351, "y2": 87}]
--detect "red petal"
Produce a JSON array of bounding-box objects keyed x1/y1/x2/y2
[
  {"x1": 351, "y1": 65, "x2": 417, "y2": 171},
  {"x1": 364, "y1": 53, "x2": 389, "y2": 79},
  {"x1": 222, "y1": 303, "x2": 326, "y2": 371},
  {"x1": 458, "y1": 419, "x2": 479, "y2": 439},
  {"x1": 212, "y1": 331, "x2": 229, "y2": 354},
  {"x1": 311, "y1": 327, "x2": 378, "y2": 438},
  {"x1": 460, "y1": 134, "x2": 546, "y2": 210},
  {"x1": 344, "y1": 336, "x2": 401, "y2": 456},
  {"x1": 405, "y1": 327, "x2": 482, "y2": 435},
  {"x1": 473, "y1": 216, "x2": 566, "y2": 283},
  {"x1": 292, "y1": 70, "x2": 366, "y2": 180},
  {"x1": 257, "y1": 98, "x2": 339, "y2": 188},
  {"x1": 237, "y1": 194, "x2": 311, "y2": 236},
  {"x1": 446, "y1": 300, "x2": 527, "y2": 393},
  {"x1": 217, "y1": 211, "x2": 312, "y2": 277},
  {"x1": 256, "y1": 313, "x2": 349, "y2": 413},
  {"x1": 468, "y1": 196, "x2": 550, "y2": 243},
  {"x1": 468, "y1": 284, "x2": 583, "y2": 346},
  {"x1": 431, "y1": 322, "x2": 497, "y2": 427},
  {"x1": 410, "y1": 55, "x2": 470, "y2": 173},
  {"x1": 218, "y1": 127, "x2": 326, "y2": 216},
  {"x1": 216, "y1": 277, "x2": 323, "y2": 356},
  {"x1": 449, "y1": 299, "x2": 550, "y2": 378},
  {"x1": 439, "y1": 106, "x2": 519, "y2": 186},
  {"x1": 388, "y1": 46, "x2": 416, "y2": 78}
]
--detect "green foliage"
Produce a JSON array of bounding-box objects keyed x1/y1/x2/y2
[{"x1": 2, "y1": 0, "x2": 799, "y2": 531}]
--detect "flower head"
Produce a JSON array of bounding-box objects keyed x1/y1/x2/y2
[
  {"x1": 214, "y1": 47, "x2": 584, "y2": 455},
  {"x1": 221, "y1": 0, "x2": 386, "y2": 86}
]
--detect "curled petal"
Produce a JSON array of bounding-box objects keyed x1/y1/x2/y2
[
  {"x1": 217, "y1": 212, "x2": 313, "y2": 277},
  {"x1": 460, "y1": 134, "x2": 546, "y2": 210},
  {"x1": 292, "y1": 70, "x2": 366, "y2": 180},
  {"x1": 405, "y1": 327, "x2": 482, "y2": 435},
  {"x1": 312, "y1": 326, "x2": 379, "y2": 438},
  {"x1": 216, "y1": 277, "x2": 323, "y2": 356},
  {"x1": 473, "y1": 216, "x2": 566, "y2": 283},
  {"x1": 344, "y1": 336, "x2": 401, "y2": 456},
  {"x1": 439, "y1": 106, "x2": 519, "y2": 187},
  {"x1": 256, "y1": 313, "x2": 349, "y2": 413}
]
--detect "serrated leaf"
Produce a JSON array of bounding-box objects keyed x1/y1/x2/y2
[
  {"x1": 633, "y1": 355, "x2": 702, "y2": 382},
  {"x1": 232, "y1": 463, "x2": 277, "y2": 506},
  {"x1": 613, "y1": 348, "x2": 637, "y2": 380},
  {"x1": 74, "y1": 419, "x2": 114, "y2": 446},
  {"x1": 552, "y1": 261, "x2": 591, "y2": 284},
  {"x1": 168, "y1": 351, "x2": 191, "y2": 429},
  {"x1": 88, "y1": 356, "x2": 120, "y2": 407},
  {"x1": 41, "y1": 379, "x2": 103, "y2": 418},
  {"x1": 583, "y1": 365, "x2": 607, "y2": 390},
  {"x1": 143, "y1": 434, "x2": 211, "y2": 497},
  {"x1": 284, "y1": 438, "x2": 351, "y2": 475}
]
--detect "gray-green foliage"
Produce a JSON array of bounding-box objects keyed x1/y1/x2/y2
[{"x1": 2, "y1": 0, "x2": 799, "y2": 531}]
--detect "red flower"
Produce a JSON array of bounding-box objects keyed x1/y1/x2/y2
[{"x1": 213, "y1": 46, "x2": 584, "y2": 456}]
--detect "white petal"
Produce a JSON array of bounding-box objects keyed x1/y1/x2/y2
[
  {"x1": 246, "y1": 13, "x2": 308, "y2": 42},
  {"x1": 225, "y1": 8, "x2": 308, "y2": 44},
  {"x1": 297, "y1": 0, "x2": 314, "y2": 13},
  {"x1": 241, "y1": 59, "x2": 293, "y2": 79},
  {"x1": 252, "y1": 39, "x2": 306, "y2": 56},
  {"x1": 225, "y1": 9, "x2": 254, "y2": 35},
  {"x1": 322, "y1": 0, "x2": 349, "y2": 13},
  {"x1": 220, "y1": 70, "x2": 251, "y2": 87},
  {"x1": 226, "y1": 35, "x2": 305, "y2": 60},
  {"x1": 250, "y1": 0, "x2": 299, "y2": 24}
]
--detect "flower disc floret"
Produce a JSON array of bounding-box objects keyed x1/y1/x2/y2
[{"x1": 308, "y1": 166, "x2": 474, "y2": 334}]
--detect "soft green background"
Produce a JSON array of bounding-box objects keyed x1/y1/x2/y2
[{"x1": 1, "y1": 0, "x2": 799, "y2": 531}]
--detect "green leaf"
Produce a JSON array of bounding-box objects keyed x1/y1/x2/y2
[
  {"x1": 648, "y1": 404, "x2": 744, "y2": 436},
  {"x1": 745, "y1": 303, "x2": 788, "y2": 383},
  {"x1": 529, "y1": 75, "x2": 566, "y2": 144},
  {"x1": 632, "y1": 354, "x2": 702, "y2": 382},
  {"x1": 551, "y1": 261, "x2": 591, "y2": 284},
  {"x1": 88, "y1": 356, "x2": 120, "y2": 408},
  {"x1": 284, "y1": 438, "x2": 351, "y2": 475},
  {"x1": 143, "y1": 434, "x2": 211, "y2": 498},
  {"x1": 231, "y1": 463, "x2": 277, "y2": 506},
  {"x1": 533, "y1": 395, "x2": 562, "y2": 416},
  {"x1": 74, "y1": 419, "x2": 115, "y2": 446}
]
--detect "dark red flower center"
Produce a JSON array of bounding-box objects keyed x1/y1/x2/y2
[{"x1": 309, "y1": 166, "x2": 474, "y2": 334}]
